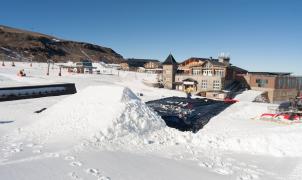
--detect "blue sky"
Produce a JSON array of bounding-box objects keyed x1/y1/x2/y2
[{"x1": 0, "y1": 0, "x2": 301, "y2": 75}]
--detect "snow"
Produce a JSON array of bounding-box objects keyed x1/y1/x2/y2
[
  {"x1": 193, "y1": 101, "x2": 302, "y2": 157},
  {"x1": 19, "y1": 85, "x2": 165, "y2": 144},
  {"x1": 52, "y1": 38, "x2": 61, "y2": 42},
  {"x1": 235, "y1": 90, "x2": 264, "y2": 102},
  {"x1": 1, "y1": 62, "x2": 302, "y2": 180}
]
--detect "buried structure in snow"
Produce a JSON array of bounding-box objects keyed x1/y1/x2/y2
[{"x1": 146, "y1": 97, "x2": 231, "y2": 132}]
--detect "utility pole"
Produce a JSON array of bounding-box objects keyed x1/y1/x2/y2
[
  {"x1": 59, "y1": 66, "x2": 62, "y2": 76},
  {"x1": 47, "y1": 60, "x2": 50, "y2": 76},
  {"x1": 11, "y1": 56, "x2": 16, "y2": 67},
  {"x1": 1, "y1": 54, "x2": 4, "y2": 66}
]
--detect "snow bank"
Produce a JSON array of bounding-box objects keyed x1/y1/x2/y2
[
  {"x1": 193, "y1": 101, "x2": 302, "y2": 157},
  {"x1": 22, "y1": 85, "x2": 165, "y2": 143},
  {"x1": 235, "y1": 90, "x2": 264, "y2": 102}
]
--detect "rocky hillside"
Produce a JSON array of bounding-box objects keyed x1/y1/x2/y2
[{"x1": 0, "y1": 25, "x2": 124, "y2": 63}]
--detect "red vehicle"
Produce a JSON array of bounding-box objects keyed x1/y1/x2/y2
[
  {"x1": 260, "y1": 113, "x2": 301, "y2": 121},
  {"x1": 224, "y1": 98, "x2": 239, "y2": 104},
  {"x1": 260, "y1": 96, "x2": 302, "y2": 122}
]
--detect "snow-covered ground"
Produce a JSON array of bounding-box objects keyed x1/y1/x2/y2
[{"x1": 0, "y1": 62, "x2": 302, "y2": 180}]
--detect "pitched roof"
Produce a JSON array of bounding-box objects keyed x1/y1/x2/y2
[
  {"x1": 230, "y1": 66, "x2": 248, "y2": 73},
  {"x1": 205, "y1": 59, "x2": 227, "y2": 67},
  {"x1": 180, "y1": 57, "x2": 205, "y2": 66},
  {"x1": 126, "y1": 58, "x2": 160, "y2": 68},
  {"x1": 162, "y1": 54, "x2": 177, "y2": 65},
  {"x1": 180, "y1": 57, "x2": 228, "y2": 67}
]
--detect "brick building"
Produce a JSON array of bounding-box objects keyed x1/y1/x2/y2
[{"x1": 244, "y1": 72, "x2": 301, "y2": 103}]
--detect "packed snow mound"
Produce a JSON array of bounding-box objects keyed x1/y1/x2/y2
[
  {"x1": 22, "y1": 85, "x2": 165, "y2": 143},
  {"x1": 194, "y1": 101, "x2": 302, "y2": 157},
  {"x1": 235, "y1": 90, "x2": 264, "y2": 102}
]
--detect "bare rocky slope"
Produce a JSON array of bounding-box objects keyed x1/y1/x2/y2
[{"x1": 0, "y1": 25, "x2": 124, "y2": 63}]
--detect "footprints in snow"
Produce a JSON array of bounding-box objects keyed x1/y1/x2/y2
[
  {"x1": 85, "y1": 168, "x2": 100, "y2": 176},
  {"x1": 65, "y1": 155, "x2": 111, "y2": 180},
  {"x1": 70, "y1": 161, "x2": 83, "y2": 167},
  {"x1": 68, "y1": 172, "x2": 83, "y2": 180},
  {"x1": 85, "y1": 168, "x2": 111, "y2": 180},
  {"x1": 197, "y1": 158, "x2": 262, "y2": 180},
  {"x1": 65, "y1": 156, "x2": 76, "y2": 161},
  {"x1": 3, "y1": 142, "x2": 44, "y2": 154},
  {"x1": 199, "y1": 161, "x2": 233, "y2": 176},
  {"x1": 1, "y1": 141, "x2": 111, "y2": 180},
  {"x1": 65, "y1": 156, "x2": 82, "y2": 167}
]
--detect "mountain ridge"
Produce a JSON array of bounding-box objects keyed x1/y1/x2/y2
[{"x1": 0, "y1": 25, "x2": 124, "y2": 63}]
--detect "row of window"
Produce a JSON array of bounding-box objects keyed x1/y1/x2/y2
[
  {"x1": 256, "y1": 78, "x2": 301, "y2": 89},
  {"x1": 192, "y1": 69, "x2": 224, "y2": 76},
  {"x1": 277, "y1": 78, "x2": 297, "y2": 89},
  {"x1": 201, "y1": 80, "x2": 221, "y2": 90}
]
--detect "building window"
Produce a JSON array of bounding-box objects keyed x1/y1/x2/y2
[
  {"x1": 256, "y1": 79, "x2": 268, "y2": 87},
  {"x1": 278, "y1": 78, "x2": 284, "y2": 89},
  {"x1": 205, "y1": 63, "x2": 212, "y2": 68},
  {"x1": 201, "y1": 80, "x2": 207, "y2": 89},
  {"x1": 192, "y1": 69, "x2": 201, "y2": 75},
  {"x1": 213, "y1": 80, "x2": 221, "y2": 90},
  {"x1": 203, "y1": 69, "x2": 212, "y2": 76},
  {"x1": 215, "y1": 69, "x2": 224, "y2": 77}
]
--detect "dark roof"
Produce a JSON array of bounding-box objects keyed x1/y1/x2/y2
[
  {"x1": 126, "y1": 58, "x2": 160, "y2": 68},
  {"x1": 230, "y1": 66, "x2": 248, "y2": 73},
  {"x1": 247, "y1": 72, "x2": 292, "y2": 76},
  {"x1": 162, "y1": 54, "x2": 177, "y2": 65}
]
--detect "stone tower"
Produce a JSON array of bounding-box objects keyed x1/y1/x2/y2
[{"x1": 162, "y1": 54, "x2": 178, "y2": 89}]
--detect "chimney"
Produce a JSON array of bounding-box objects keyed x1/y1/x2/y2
[{"x1": 218, "y1": 53, "x2": 230, "y2": 66}]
